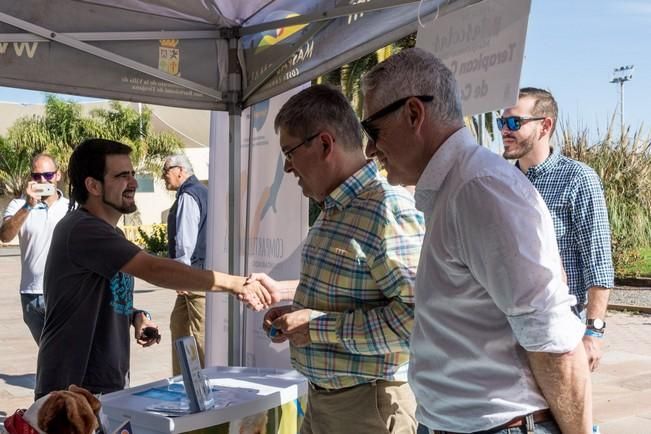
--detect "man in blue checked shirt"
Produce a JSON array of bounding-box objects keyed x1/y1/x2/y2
[
  {"x1": 243, "y1": 84, "x2": 425, "y2": 434},
  {"x1": 501, "y1": 87, "x2": 614, "y2": 372}
]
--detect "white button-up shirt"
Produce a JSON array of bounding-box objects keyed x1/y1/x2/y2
[
  {"x1": 173, "y1": 193, "x2": 200, "y2": 266},
  {"x1": 3, "y1": 191, "x2": 69, "y2": 294},
  {"x1": 408, "y1": 128, "x2": 585, "y2": 432}
]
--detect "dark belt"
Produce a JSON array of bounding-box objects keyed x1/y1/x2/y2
[
  {"x1": 309, "y1": 382, "x2": 337, "y2": 391},
  {"x1": 309, "y1": 381, "x2": 370, "y2": 392},
  {"x1": 309, "y1": 380, "x2": 394, "y2": 392},
  {"x1": 432, "y1": 409, "x2": 554, "y2": 434}
]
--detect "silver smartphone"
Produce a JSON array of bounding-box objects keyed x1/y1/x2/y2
[{"x1": 32, "y1": 183, "x2": 55, "y2": 197}]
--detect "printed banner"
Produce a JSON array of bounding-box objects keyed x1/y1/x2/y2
[
  {"x1": 205, "y1": 85, "x2": 309, "y2": 369},
  {"x1": 416, "y1": 0, "x2": 532, "y2": 115},
  {"x1": 241, "y1": 85, "x2": 310, "y2": 369}
]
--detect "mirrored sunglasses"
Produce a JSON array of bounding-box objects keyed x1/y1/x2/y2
[{"x1": 496, "y1": 116, "x2": 545, "y2": 131}]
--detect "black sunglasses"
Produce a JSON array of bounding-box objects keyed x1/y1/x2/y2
[
  {"x1": 282, "y1": 132, "x2": 320, "y2": 161},
  {"x1": 31, "y1": 171, "x2": 57, "y2": 181},
  {"x1": 361, "y1": 95, "x2": 434, "y2": 143},
  {"x1": 497, "y1": 116, "x2": 545, "y2": 131}
]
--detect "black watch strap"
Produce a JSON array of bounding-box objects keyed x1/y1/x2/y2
[
  {"x1": 587, "y1": 318, "x2": 606, "y2": 331},
  {"x1": 131, "y1": 309, "x2": 152, "y2": 325}
]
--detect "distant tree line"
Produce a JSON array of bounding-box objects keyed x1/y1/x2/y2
[{"x1": 0, "y1": 95, "x2": 182, "y2": 197}]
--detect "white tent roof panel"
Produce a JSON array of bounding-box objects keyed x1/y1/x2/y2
[{"x1": 0, "y1": 0, "x2": 476, "y2": 109}]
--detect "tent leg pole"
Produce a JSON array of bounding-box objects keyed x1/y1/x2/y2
[
  {"x1": 228, "y1": 108, "x2": 242, "y2": 366},
  {"x1": 240, "y1": 103, "x2": 256, "y2": 366},
  {"x1": 205, "y1": 111, "x2": 232, "y2": 367}
]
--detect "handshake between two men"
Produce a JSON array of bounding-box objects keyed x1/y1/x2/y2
[{"x1": 237, "y1": 273, "x2": 313, "y2": 348}]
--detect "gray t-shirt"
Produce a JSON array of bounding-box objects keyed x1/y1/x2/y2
[{"x1": 36, "y1": 208, "x2": 141, "y2": 398}]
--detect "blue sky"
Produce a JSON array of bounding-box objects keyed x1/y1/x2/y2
[
  {"x1": 0, "y1": 0, "x2": 648, "y2": 134},
  {"x1": 520, "y1": 0, "x2": 649, "y2": 133}
]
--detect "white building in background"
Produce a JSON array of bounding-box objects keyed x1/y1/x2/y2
[{"x1": 0, "y1": 100, "x2": 211, "y2": 240}]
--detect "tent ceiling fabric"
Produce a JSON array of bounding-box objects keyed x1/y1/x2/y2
[
  {"x1": 81, "y1": 0, "x2": 277, "y2": 26},
  {"x1": 0, "y1": 0, "x2": 468, "y2": 109},
  {"x1": 81, "y1": 0, "x2": 236, "y2": 26},
  {"x1": 0, "y1": 0, "x2": 226, "y2": 109}
]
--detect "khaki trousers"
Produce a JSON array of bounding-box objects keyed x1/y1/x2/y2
[
  {"x1": 300, "y1": 380, "x2": 417, "y2": 434},
  {"x1": 170, "y1": 292, "x2": 206, "y2": 375}
]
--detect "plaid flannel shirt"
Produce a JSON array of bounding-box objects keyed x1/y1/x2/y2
[
  {"x1": 520, "y1": 149, "x2": 614, "y2": 305},
  {"x1": 292, "y1": 160, "x2": 424, "y2": 389}
]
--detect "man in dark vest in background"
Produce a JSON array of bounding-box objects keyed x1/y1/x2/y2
[{"x1": 162, "y1": 154, "x2": 209, "y2": 375}]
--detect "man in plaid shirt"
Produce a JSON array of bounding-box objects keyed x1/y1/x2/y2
[
  {"x1": 501, "y1": 87, "x2": 614, "y2": 372},
  {"x1": 247, "y1": 85, "x2": 425, "y2": 434}
]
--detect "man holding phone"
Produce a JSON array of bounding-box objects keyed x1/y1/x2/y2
[{"x1": 1, "y1": 154, "x2": 69, "y2": 345}]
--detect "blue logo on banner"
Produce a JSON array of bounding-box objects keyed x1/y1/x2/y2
[
  {"x1": 249, "y1": 10, "x2": 308, "y2": 53},
  {"x1": 253, "y1": 100, "x2": 269, "y2": 131},
  {"x1": 260, "y1": 153, "x2": 285, "y2": 220}
]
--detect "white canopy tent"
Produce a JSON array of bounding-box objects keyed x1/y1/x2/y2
[{"x1": 0, "y1": 0, "x2": 483, "y2": 365}]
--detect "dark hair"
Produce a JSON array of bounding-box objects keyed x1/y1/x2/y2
[
  {"x1": 274, "y1": 84, "x2": 363, "y2": 151},
  {"x1": 68, "y1": 138, "x2": 132, "y2": 210},
  {"x1": 519, "y1": 87, "x2": 558, "y2": 134}
]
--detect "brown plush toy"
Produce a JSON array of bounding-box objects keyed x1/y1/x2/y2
[
  {"x1": 39, "y1": 385, "x2": 101, "y2": 434},
  {"x1": 16, "y1": 385, "x2": 101, "y2": 434}
]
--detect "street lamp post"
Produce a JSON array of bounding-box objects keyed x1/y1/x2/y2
[{"x1": 610, "y1": 65, "x2": 634, "y2": 139}]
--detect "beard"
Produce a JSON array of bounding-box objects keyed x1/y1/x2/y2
[
  {"x1": 102, "y1": 193, "x2": 137, "y2": 214},
  {"x1": 502, "y1": 132, "x2": 536, "y2": 160}
]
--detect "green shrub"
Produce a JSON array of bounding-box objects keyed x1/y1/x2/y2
[
  {"x1": 136, "y1": 224, "x2": 168, "y2": 256},
  {"x1": 560, "y1": 121, "x2": 651, "y2": 275}
]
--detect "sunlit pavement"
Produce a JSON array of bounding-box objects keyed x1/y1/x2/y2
[
  {"x1": 0, "y1": 254, "x2": 175, "y2": 425},
  {"x1": 593, "y1": 310, "x2": 651, "y2": 433}
]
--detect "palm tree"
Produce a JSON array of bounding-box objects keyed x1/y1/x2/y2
[
  {"x1": 90, "y1": 101, "x2": 183, "y2": 175},
  {"x1": 0, "y1": 115, "x2": 51, "y2": 196},
  {"x1": 133, "y1": 132, "x2": 184, "y2": 174},
  {"x1": 0, "y1": 96, "x2": 183, "y2": 196},
  {"x1": 42, "y1": 95, "x2": 107, "y2": 183},
  {"x1": 0, "y1": 136, "x2": 34, "y2": 197}
]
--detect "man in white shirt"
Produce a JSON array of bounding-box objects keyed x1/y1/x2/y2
[
  {"x1": 0, "y1": 154, "x2": 69, "y2": 345},
  {"x1": 360, "y1": 48, "x2": 592, "y2": 434},
  {"x1": 162, "y1": 154, "x2": 208, "y2": 375}
]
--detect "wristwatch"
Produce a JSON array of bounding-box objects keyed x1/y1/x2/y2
[
  {"x1": 587, "y1": 318, "x2": 606, "y2": 332},
  {"x1": 131, "y1": 309, "x2": 152, "y2": 325}
]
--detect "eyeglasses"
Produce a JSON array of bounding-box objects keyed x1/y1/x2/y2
[
  {"x1": 162, "y1": 165, "x2": 180, "y2": 175},
  {"x1": 31, "y1": 171, "x2": 57, "y2": 181},
  {"x1": 496, "y1": 116, "x2": 546, "y2": 131},
  {"x1": 361, "y1": 95, "x2": 434, "y2": 143},
  {"x1": 282, "y1": 132, "x2": 320, "y2": 161}
]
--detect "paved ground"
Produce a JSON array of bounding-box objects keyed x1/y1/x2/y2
[
  {"x1": 0, "y1": 254, "x2": 175, "y2": 425},
  {"x1": 0, "y1": 253, "x2": 650, "y2": 433}
]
